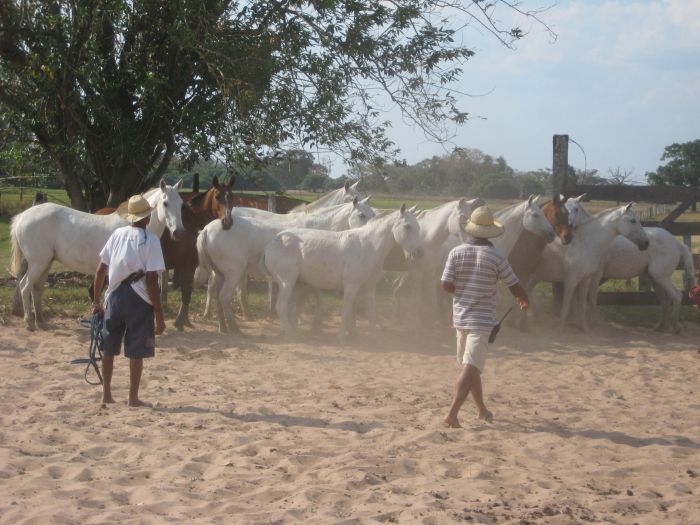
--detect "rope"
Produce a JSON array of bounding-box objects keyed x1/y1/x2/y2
[{"x1": 71, "y1": 314, "x2": 104, "y2": 385}]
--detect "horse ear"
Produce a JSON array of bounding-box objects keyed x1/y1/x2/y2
[
  {"x1": 212, "y1": 176, "x2": 221, "y2": 189},
  {"x1": 528, "y1": 194, "x2": 537, "y2": 204},
  {"x1": 160, "y1": 178, "x2": 166, "y2": 190},
  {"x1": 576, "y1": 193, "x2": 587, "y2": 202},
  {"x1": 561, "y1": 194, "x2": 569, "y2": 203},
  {"x1": 351, "y1": 180, "x2": 360, "y2": 189},
  {"x1": 624, "y1": 202, "x2": 634, "y2": 212},
  {"x1": 352, "y1": 196, "x2": 359, "y2": 207},
  {"x1": 344, "y1": 181, "x2": 350, "y2": 191},
  {"x1": 175, "y1": 178, "x2": 183, "y2": 190},
  {"x1": 361, "y1": 195, "x2": 371, "y2": 204},
  {"x1": 227, "y1": 175, "x2": 236, "y2": 188},
  {"x1": 399, "y1": 203, "x2": 406, "y2": 215}
]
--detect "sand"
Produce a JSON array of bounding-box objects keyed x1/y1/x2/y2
[{"x1": 1, "y1": 312, "x2": 699, "y2": 525}]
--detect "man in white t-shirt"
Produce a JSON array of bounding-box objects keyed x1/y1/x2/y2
[
  {"x1": 441, "y1": 206, "x2": 529, "y2": 428},
  {"x1": 92, "y1": 194, "x2": 166, "y2": 408}
]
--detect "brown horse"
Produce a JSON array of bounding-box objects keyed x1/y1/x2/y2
[
  {"x1": 508, "y1": 194, "x2": 573, "y2": 330},
  {"x1": 160, "y1": 176, "x2": 238, "y2": 329}
]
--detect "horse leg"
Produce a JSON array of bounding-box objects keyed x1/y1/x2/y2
[
  {"x1": 203, "y1": 273, "x2": 215, "y2": 319},
  {"x1": 11, "y1": 258, "x2": 28, "y2": 317},
  {"x1": 339, "y1": 285, "x2": 360, "y2": 341},
  {"x1": 310, "y1": 288, "x2": 324, "y2": 333},
  {"x1": 209, "y1": 272, "x2": 228, "y2": 333},
  {"x1": 275, "y1": 280, "x2": 297, "y2": 338},
  {"x1": 20, "y1": 263, "x2": 47, "y2": 331},
  {"x1": 362, "y1": 279, "x2": 380, "y2": 330},
  {"x1": 30, "y1": 268, "x2": 51, "y2": 329},
  {"x1": 576, "y1": 278, "x2": 592, "y2": 332},
  {"x1": 558, "y1": 277, "x2": 578, "y2": 331},
  {"x1": 392, "y1": 274, "x2": 406, "y2": 324},
  {"x1": 653, "y1": 276, "x2": 681, "y2": 333},
  {"x1": 160, "y1": 270, "x2": 169, "y2": 310},
  {"x1": 218, "y1": 275, "x2": 242, "y2": 336},
  {"x1": 237, "y1": 276, "x2": 252, "y2": 320}
]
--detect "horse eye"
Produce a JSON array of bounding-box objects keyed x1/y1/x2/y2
[
  {"x1": 163, "y1": 201, "x2": 168, "y2": 207},
  {"x1": 359, "y1": 214, "x2": 365, "y2": 219}
]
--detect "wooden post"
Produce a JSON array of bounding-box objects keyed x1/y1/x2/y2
[
  {"x1": 683, "y1": 234, "x2": 693, "y2": 291},
  {"x1": 551, "y1": 135, "x2": 569, "y2": 308},
  {"x1": 267, "y1": 193, "x2": 277, "y2": 213},
  {"x1": 192, "y1": 172, "x2": 200, "y2": 193},
  {"x1": 552, "y1": 134, "x2": 569, "y2": 196}
]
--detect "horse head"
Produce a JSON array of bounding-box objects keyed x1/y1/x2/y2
[
  {"x1": 150, "y1": 179, "x2": 185, "y2": 240},
  {"x1": 211, "y1": 175, "x2": 236, "y2": 230},
  {"x1": 450, "y1": 197, "x2": 485, "y2": 236},
  {"x1": 522, "y1": 195, "x2": 556, "y2": 243},
  {"x1": 392, "y1": 204, "x2": 424, "y2": 262},
  {"x1": 615, "y1": 203, "x2": 650, "y2": 251},
  {"x1": 564, "y1": 193, "x2": 588, "y2": 227},
  {"x1": 348, "y1": 196, "x2": 375, "y2": 228},
  {"x1": 544, "y1": 194, "x2": 573, "y2": 244}
]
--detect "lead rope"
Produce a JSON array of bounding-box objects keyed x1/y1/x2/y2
[{"x1": 72, "y1": 313, "x2": 104, "y2": 385}]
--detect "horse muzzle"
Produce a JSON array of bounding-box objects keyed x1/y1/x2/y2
[
  {"x1": 637, "y1": 238, "x2": 650, "y2": 251},
  {"x1": 221, "y1": 216, "x2": 233, "y2": 230},
  {"x1": 171, "y1": 228, "x2": 186, "y2": 241}
]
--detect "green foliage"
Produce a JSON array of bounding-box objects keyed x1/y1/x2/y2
[
  {"x1": 0, "y1": 1, "x2": 551, "y2": 210},
  {"x1": 646, "y1": 139, "x2": 700, "y2": 188}
]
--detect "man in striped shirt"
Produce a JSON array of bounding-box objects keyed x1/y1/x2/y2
[{"x1": 441, "y1": 205, "x2": 529, "y2": 427}]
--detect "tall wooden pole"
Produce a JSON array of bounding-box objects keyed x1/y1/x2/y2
[
  {"x1": 552, "y1": 135, "x2": 569, "y2": 310},
  {"x1": 552, "y1": 134, "x2": 569, "y2": 196}
]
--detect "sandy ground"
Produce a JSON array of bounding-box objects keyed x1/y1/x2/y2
[{"x1": 1, "y1": 311, "x2": 699, "y2": 525}]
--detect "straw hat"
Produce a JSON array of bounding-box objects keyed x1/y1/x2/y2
[
  {"x1": 117, "y1": 194, "x2": 153, "y2": 223},
  {"x1": 461, "y1": 206, "x2": 504, "y2": 239}
]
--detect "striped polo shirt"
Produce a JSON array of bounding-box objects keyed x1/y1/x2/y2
[{"x1": 441, "y1": 241, "x2": 519, "y2": 331}]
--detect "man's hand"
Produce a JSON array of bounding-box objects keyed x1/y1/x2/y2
[
  {"x1": 92, "y1": 302, "x2": 104, "y2": 317},
  {"x1": 516, "y1": 296, "x2": 529, "y2": 310},
  {"x1": 155, "y1": 315, "x2": 166, "y2": 336}
]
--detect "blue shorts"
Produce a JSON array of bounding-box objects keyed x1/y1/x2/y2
[{"x1": 103, "y1": 282, "x2": 155, "y2": 359}]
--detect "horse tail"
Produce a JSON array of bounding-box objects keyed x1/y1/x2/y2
[
  {"x1": 194, "y1": 229, "x2": 213, "y2": 287},
  {"x1": 678, "y1": 241, "x2": 697, "y2": 287},
  {"x1": 9, "y1": 214, "x2": 25, "y2": 278}
]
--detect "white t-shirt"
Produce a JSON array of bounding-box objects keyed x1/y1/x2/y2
[{"x1": 99, "y1": 225, "x2": 166, "y2": 305}]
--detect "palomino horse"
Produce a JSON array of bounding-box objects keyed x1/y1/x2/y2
[
  {"x1": 508, "y1": 194, "x2": 574, "y2": 330},
  {"x1": 529, "y1": 202, "x2": 649, "y2": 331},
  {"x1": 566, "y1": 195, "x2": 696, "y2": 332},
  {"x1": 196, "y1": 197, "x2": 376, "y2": 334},
  {"x1": 262, "y1": 206, "x2": 424, "y2": 339},
  {"x1": 10, "y1": 180, "x2": 185, "y2": 330}
]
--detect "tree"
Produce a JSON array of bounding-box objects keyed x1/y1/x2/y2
[
  {"x1": 0, "y1": 1, "x2": 552, "y2": 209},
  {"x1": 646, "y1": 140, "x2": 700, "y2": 188},
  {"x1": 607, "y1": 166, "x2": 635, "y2": 185}
]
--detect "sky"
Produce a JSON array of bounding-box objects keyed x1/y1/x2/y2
[{"x1": 325, "y1": 0, "x2": 700, "y2": 183}]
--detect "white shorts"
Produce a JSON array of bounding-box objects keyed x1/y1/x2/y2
[{"x1": 455, "y1": 329, "x2": 489, "y2": 372}]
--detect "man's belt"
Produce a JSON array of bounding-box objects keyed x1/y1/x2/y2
[{"x1": 122, "y1": 270, "x2": 146, "y2": 286}]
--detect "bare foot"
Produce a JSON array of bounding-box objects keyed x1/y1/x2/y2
[
  {"x1": 478, "y1": 409, "x2": 493, "y2": 423},
  {"x1": 128, "y1": 399, "x2": 153, "y2": 408},
  {"x1": 443, "y1": 416, "x2": 461, "y2": 428}
]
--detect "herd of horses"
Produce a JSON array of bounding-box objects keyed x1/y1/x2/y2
[{"x1": 8, "y1": 179, "x2": 696, "y2": 338}]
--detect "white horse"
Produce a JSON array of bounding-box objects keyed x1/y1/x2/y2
[
  {"x1": 10, "y1": 180, "x2": 185, "y2": 329},
  {"x1": 530, "y1": 202, "x2": 650, "y2": 331},
  {"x1": 196, "y1": 198, "x2": 376, "y2": 333},
  {"x1": 566, "y1": 196, "x2": 696, "y2": 332},
  {"x1": 263, "y1": 206, "x2": 424, "y2": 339},
  {"x1": 387, "y1": 197, "x2": 484, "y2": 323},
  {"x1": 287, "y1": 180, "x2": 364, "y2": 214}
]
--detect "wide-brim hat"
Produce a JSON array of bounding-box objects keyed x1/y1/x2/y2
[
  {"x1": 117, "y1": 194, "x2": 153, "y2": 223},
  {"x1": 461, "y1": 205, "x2": 504, "y2": 239}
]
